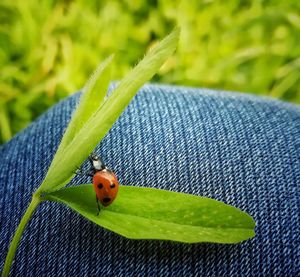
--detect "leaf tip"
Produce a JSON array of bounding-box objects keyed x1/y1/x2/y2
[{"x1": 164, "y1": 27, "x2": 180, "y2": 50}]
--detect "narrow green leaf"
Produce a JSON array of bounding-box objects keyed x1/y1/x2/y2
[
  {"x1": 41, "y1": 28, "x2": 180, "y2": 193},
  {"x1": 45, "y1": 185, "x2": 255, "y2": 244},
  {"x1": 58, "y1": 55, "x2": 114, "y2": 149},
  {"x1": 38, "y1": 56, "x2": 113, "y2": 191}
]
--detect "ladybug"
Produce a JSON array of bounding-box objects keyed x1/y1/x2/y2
[{"x1": 88, "y1": 154, "x2": 119, "y2": 213}]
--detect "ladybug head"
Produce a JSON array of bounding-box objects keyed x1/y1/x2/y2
[{"x1": 89, "y1": 154, "x2": 105, "y2": 171}]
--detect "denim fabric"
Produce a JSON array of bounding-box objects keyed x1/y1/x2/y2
[{"x1": 0, "y1": 84, "x2": 299, "y2": 276}]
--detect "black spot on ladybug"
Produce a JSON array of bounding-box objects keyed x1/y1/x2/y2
[
  {"x1": 103, "y1": 197, "x2": 111, "y2": 203},
  {"x1": 110, "y1": 183, "x2": 116, "y2": 188},
  {"x1": 97, "y1": 183, "x2": 103, "y2": 189}
]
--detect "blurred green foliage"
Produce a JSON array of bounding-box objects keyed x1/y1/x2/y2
[{"x1": 1, "y1": 0, "x2": 300, "y2": 143}]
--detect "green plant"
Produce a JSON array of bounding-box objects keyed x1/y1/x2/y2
[
  {"x1": 46, "y1": 185, "x2": 255, "y2": 243},
  {"x1": 2, "y1": 29, "x2": 255, "y2": 277}
]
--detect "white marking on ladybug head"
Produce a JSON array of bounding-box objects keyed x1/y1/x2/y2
[
  {"x1": 89, "y1": 154, "x2": 106, "y2": 171},
  {"x1": 92, "y1": 159, "x2": 102, "y2": 170}
]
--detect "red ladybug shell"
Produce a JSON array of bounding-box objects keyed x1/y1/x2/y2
[{"x1": 93, "y1": 169, "x2": 119, "y2": 207}]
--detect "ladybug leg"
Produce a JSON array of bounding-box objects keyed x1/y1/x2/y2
[
  {"x1": 96, "y1": 196, "x2": 101, "y2": 215},
  {"x1": 75, "y1": 166, "x2": 94, "y2": 177}
]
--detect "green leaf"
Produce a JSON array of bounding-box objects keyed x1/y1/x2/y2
[
  {"x1": 45, "y1": 185, "x2": 255, "y2": 244},
  {"x1": 38, "y1": 56, "x2": 113, "y2": 191},
  {"x1": 41, "y1": 28, "x2": 180, "y2": 193},
  {"x1": 57, "y1": 55, "x2": 114, "y2": 150}
]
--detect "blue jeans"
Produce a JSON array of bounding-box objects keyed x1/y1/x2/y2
[{"x1": 1, "y1": 84, "x2": 299, "y2": 276}]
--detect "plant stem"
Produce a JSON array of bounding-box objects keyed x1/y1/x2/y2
[{"x1": 2, "y1": 192, "x2": 42, "y2": 277}]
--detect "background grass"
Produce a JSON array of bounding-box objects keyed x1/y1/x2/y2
[{"x1": 1, "y1": 0, "x2": 300, "y2": 143}]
